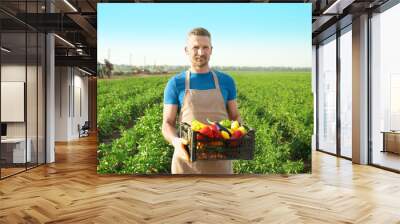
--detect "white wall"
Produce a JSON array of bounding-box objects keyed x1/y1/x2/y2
[
  {"x1": 80, "y1": 74, "x2": 89, "y2": 125},
  {"x1": 1, "y1": 65, "x2": 33, "y2": 138},
  {"x1": 1, "y1": 65, "x2": 26, "y2": 130},
  {"x1": 55, "y1": 67, "x2": 89, "y2": 141},
  {"x1": 1, "y1": 65, "x2": 26, "y2": 81},
  {"x1": 1, "y1": 63, "x2": 46, "y2": 164},
  {"x1": 55, "y1": 66, "x2": 69, "y2": 141},
  {"x1": 72, "y1": 72, "x2": 89, "y2": 137}
]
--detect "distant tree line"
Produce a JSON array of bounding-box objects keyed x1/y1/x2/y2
[
  {"x1": 97, "y1": 62, "x2": 311, "y2": 78},
  {"x1": 97, "y1": 60, "x2": 114, "y2": 78}
]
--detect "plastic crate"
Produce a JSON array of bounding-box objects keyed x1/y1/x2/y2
[{"x1": 179, "y1": 122, "x2": 255, "y2": 161}]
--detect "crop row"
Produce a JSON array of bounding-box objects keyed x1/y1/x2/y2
[
  {"x1": 98, "y1": 103, "x2": 173, "y2": 174},
  {"x1": 97, "y1": 76, "x2": 169, "y2": 141},
  {"x1": 231, "y1": 72, "x2": 313, "y2": 173}
]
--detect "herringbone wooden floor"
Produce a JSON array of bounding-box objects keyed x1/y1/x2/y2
[{"x1": 1, "y1": 135, "x2": 400, "y2": 224}]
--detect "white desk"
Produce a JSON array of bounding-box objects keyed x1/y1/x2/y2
[{"x1": 1, "y1": 138, "x2": 32, "y2": 163}]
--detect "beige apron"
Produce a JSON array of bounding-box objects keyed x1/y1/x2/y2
[{"x1": 171, "y1": 70, "x2": 233, "y2": 174}]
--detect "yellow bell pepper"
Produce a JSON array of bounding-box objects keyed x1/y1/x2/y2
[
  {"x1": 238, "y1": 126, "x2": 247, "y2": 135},
  {"x1": 191, "y1": 120, "x2": 206, "y2": 131},
  {"x1": 221, "y1": 131, "x2": 230, "y2": 140},
  {"x1": 231, "y1": 121, "x2": 240, "y2": 131}
]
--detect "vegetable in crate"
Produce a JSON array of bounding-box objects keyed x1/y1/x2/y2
[
  {"x1": 231, "y1": 130, "x2": 243, "y2": 139},
  {"x1": 210, "y1": 124, "x2": 222, "y2": 139},
  {"x1": 194, "y1": 118, "x2": 249, "y2": 141},
  {"x1": 207, "y1": 118, "x2": 232, "y2": 137},
  {"x1": 220, "y1": 130, "x2": 230, "y2": 140},
  {"x1": 231, "y1": 120, "x2": 240, "y2": 131},
  {"x1": 198, "y1": 125, "x2": 213, "y2": 138},
  {"x1": 219, "y1": 119, "x2": 231, "y2": 128},
  {"x1": 191, "y1": 120, "x2": 206, "y2": 131},
  {"x1": 184, "y1": 118, "x2": 254, "y2": 162},
  {"x1": 238, "y1": 126, "x2": 247, "y2": 135},
  {"x1": 188, "y1": 119, "x2": 250, "y2": 151}
]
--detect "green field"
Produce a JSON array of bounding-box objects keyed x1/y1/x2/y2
[{"x1": 97, "y1": 71, "x2": 313, "y2": 174}]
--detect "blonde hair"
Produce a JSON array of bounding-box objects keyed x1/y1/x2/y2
[{"x1": 188, "y1": 27, "x2": 211, "y2": 40}]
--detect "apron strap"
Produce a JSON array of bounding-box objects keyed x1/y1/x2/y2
[
  {"x1": 185, "y1": 70, "x2": 190, "y2": 91},
  {"x1": 185, "y1": 69, "x2": 220, "y2": 90},
  {"x1": 210, "y1": 70, "x2": 221, "y2": 90}
]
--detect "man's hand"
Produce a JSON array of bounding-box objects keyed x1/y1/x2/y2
[
  {"x1": 227, "y1": 100, "x2": 242, "y2": 123},
  {"x1": 172, "y1": 137, "x2": 190, "y2": 161}
]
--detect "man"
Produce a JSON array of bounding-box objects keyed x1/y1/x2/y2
[{"x1": 162, "y1": 27, "x2": 241, "y2": 174}]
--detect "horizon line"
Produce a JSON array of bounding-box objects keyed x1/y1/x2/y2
[{"x1": 97, "y1": 62, "x2": 311, "y2": 69}]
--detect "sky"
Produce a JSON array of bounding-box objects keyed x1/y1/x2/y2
[{"x1": 98, "y1": 3, "x2": 311, "y2": 68}]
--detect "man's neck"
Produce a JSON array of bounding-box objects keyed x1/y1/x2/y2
[{"x1": 190, "y1": 66, "x2": 210, "y2": 74}]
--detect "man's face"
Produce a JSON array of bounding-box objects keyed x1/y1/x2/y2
[{"x1": 185, "y1": 35, "x2": 213, "y2": 69}]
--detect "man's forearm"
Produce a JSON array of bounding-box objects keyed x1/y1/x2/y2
[{"x1": 162, "y1": 122, "x2": 178, "y2": 145}]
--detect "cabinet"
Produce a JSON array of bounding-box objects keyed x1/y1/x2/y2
[{"x1": 382, "y1": 131, "x2": 400, "y2": 154}]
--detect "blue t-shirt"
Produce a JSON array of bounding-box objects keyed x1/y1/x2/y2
[{"x1": 163, "y1": 70, "x2": 237, "y2": 109}]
